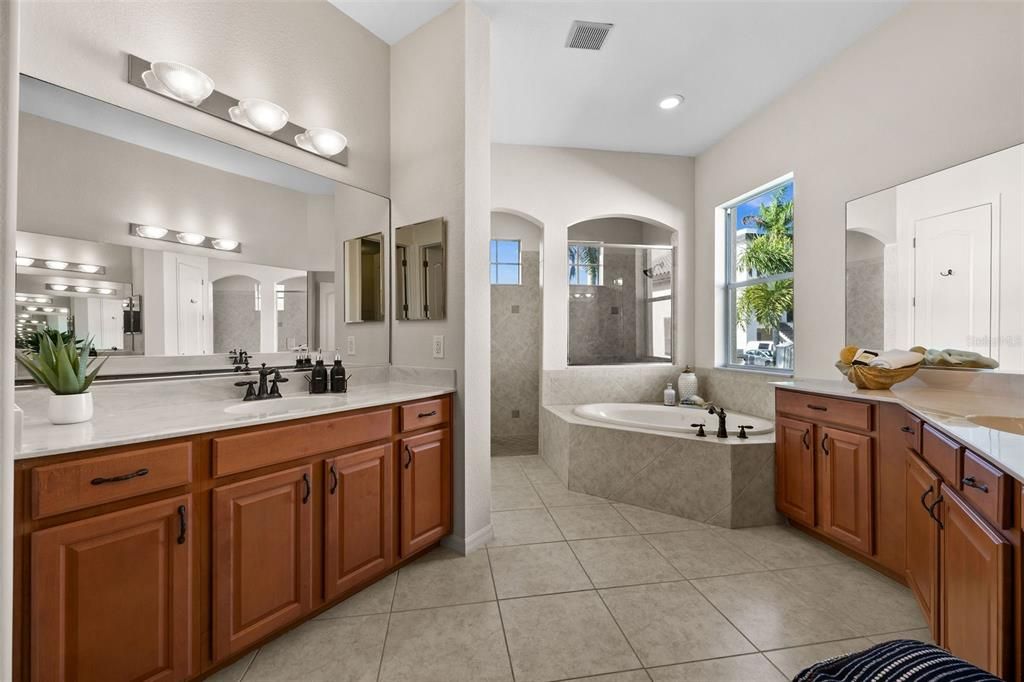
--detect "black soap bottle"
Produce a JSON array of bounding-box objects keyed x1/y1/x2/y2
[
  {"x1": 330, "y1": 352, "x2": 348, "y2": 394},
  {"x1": 309, "y1": 351, "x2": 328, "y2": 394}
]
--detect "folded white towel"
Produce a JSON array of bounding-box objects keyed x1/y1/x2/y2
[{"x1": 869, "y1": 350, "x2": 924, "y2": 370}]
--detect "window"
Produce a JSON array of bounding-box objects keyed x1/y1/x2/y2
[
  {"x1": 568, "y1": 244, "x2": 603, "y2": 286},
  {"x1": 490, "y1": 239, "x2": 522, "y2": 285},
  {"x1": 724, "y1": 178, "x2": 794, "y2": 371},
  {"x1": 275, "y1": 283, "x2": 285, "y2": 311},
  {"x1": 253, "y1": 283, "x2": 262, "y2": 312}
]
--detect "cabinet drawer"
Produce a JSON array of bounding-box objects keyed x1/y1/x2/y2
[
  {"x1": 31, "y1": 441, "x2": 193, "y2": 519},
  {"x1": 213, "y1": 409, "x2": 392, "y2": 477},
  {"x1": 903, "y1": 412, "x2": 923, "y2": 453},
  {"x1": 960, "y1": 450, "x2": 1011, "y2": 529},
  {"x1": 400, "y1": 398, "x2": 448, "y2": 433},
  {"x1": 776, "y1": 390, "x2": 873, "y2": 431},
  {"x1": 921, "y1": 424, "x2": 962, "y2": 485}
]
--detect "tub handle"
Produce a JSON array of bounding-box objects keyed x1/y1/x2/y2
[
  {"x1": 737, "y1": 425, "x2": 754, "y2": 439},
  {"x1": 691, "y1": 423, "x2": 707, "y2": 438}
]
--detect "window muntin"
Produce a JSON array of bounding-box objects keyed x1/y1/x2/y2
[
  {"x1": 724, "y1": 180, "x2": 794, "y2": 371},
  {"x1": 490, "y1": 239, "x2": 522, "y2": 285}
]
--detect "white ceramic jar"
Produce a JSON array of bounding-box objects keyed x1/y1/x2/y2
[{"x1": 677, "y1": 367, "x2": 699, "y2": 402}]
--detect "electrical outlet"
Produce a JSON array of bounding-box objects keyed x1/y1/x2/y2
[
  {"x1": 347, "y1": 336, "x2": 356, "y2": 355},
  {"x1": 432, "y1": 335, "x2": 445, "y2": 359}
]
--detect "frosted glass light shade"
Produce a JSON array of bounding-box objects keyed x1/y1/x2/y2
[
  {"x1": 211, "y1": 239, "x2": 240, "y2": 251},
  {"x1": 144, "y1": 61, "x2": 215, "y2": 106},
  {"x1": 15, "y1": 257, "x2": 33, "y2": 267},
  {"x1": 229, "y1": 99, "x2": 289, "y2": 134},
  {"x1": 96, "y1": 288, "x2": 113, "y2": 295},
  {"x1": 74, "y1": 287, "x2": 92, "y2": 293},
  {"x1": 135, "y1": 225, "x2": 168, "y2": 239},
  {"x1": 48, "y1": 285, "x2": 68, "y2": 292},
  {"x1": 78, "y1": 264, "x2": 101, "y2": 274},
  {"x1": 295, "y1": 127, "x2": 347, "y2": 157},
  {"x1": 176, "y1": 232, "x2": 206, "y2": 246},
  {"x1": 45, "y1": 261, "x2": 69, "y2": 270}
]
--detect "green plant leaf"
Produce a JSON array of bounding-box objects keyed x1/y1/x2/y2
[
  {"x1": 15, "y1": 352, "x2": 55, "y2": 389},
  {"x1": 82, "y1": 355, "x2": 108, "y2": 392},
  {"x1": 53, "y1": 334, "x2": 81, "y2": 394}
]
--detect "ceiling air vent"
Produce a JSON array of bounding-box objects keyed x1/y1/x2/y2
[{"x1": 565, "y1": 21, "x2": 613, "y2": 50}]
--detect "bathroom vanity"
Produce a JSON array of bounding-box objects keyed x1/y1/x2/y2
[
  {"x1": 774, "y1": 384, "x2": 1023, "y2": 679},
  {"x1": 11, "y1": 390, "x2": 453, "y2": 681}
]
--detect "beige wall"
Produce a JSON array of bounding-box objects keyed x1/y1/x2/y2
[
  {"x1": 19, "y1": 0, "x2": 391, "y2": 196},
  {"x1": 694, "y1": 1, "x2": 1024, "y2": 379}
]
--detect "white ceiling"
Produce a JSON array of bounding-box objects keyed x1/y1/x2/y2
[{"x1": 333, "y1": 1, "x2": 907, "y2": 156}]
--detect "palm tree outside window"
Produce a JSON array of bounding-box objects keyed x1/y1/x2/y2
[{"x1": 568, "y1": 244, "x2": 603, "y2": 286}]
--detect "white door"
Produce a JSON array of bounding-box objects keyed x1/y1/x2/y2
[
  {"x1": 913, "y1": 204, "x2": 992, "y2": 355},
  {"x1": 319, "y1": 282, "x2": 336, "y2": 351},
  {"x1": 176, "y1": 262, "x2": 205, "y2": 355},
  {"x1": 99, "y1": 298, "x2": 124, "y2": 350}
]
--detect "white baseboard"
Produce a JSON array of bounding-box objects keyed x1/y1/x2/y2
[{"x1": 441, "y1": 523, "x2": 493, "y2": 555}]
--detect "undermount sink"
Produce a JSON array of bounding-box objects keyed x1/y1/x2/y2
[
  {"x1": 224, "y1": 396, "x2": 338, "y2": 416},
  {"x1": 966, "y1": 415, "x2": 1024, "y2": 436}
]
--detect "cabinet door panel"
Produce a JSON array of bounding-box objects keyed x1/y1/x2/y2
[
  {"x1": 820, "y1": 427, "x2": 874, "y2": 555},
  {"x1": 905, "y1": 451, "x2": 940, "y2": 638},
  {"x1": 940, "y1": 485, "x2": 1011, "y2": 678},
  {"x1": 31, "y1": 495, "x2": 193, "y2": 682},
  {"x1": 399, "y1": 429, "x2": 451, "y2": 557},
  {"x1": 213, "y1": 465, "x2": 313, "y2": 660},
  {"x1": 774, "y1": 416, "x2": 816, "y2": 526},
  {"x1": 325, "y1": 444, "x2": 395, "y2": 600}
]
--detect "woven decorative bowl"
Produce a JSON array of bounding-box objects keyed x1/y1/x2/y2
[{"x1": 835, "y1": 361, "x2": 922, "y2": 390}]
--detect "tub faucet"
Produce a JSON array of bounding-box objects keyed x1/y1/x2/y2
[{"x1": 706, "y1": 404, "x2": 728, "y2": 438}]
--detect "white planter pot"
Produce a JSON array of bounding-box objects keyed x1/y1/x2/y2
[{"x1": 48, "y1": 393, "x2": 94, "y2": 425}]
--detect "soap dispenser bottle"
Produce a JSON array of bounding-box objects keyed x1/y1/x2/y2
[
  {"x1": 309, "y1": 350, "x2": 329, "y2": 394},
  {"x1": 330, "y1": 352, "x2": 349, "y2": 393},
  {"x1": 663, "y1": 382, "x2": 677, "y2": 407}
]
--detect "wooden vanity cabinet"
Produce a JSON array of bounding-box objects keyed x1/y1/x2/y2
[
  {"x1": 399, "y1": 428, "x2": 452, "y2": 557},
  {"x1": 905, "y1": 450, "x2": 941, "y2": 638},
  {"x1": 818, "y1": 426, "x2": 874, "y2": 555},
  {"x1": 774, "y1": 416, "x2": 816, "y2": 526}
]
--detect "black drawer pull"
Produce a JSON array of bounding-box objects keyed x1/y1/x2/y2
[
  {"x1": 821, "y1": 434, "x2": 830, "y2": 456},
  {"x1": 417, "y1": 410, "x2": 438, "y2": 419},
  {"x1": 404, "y1": 445, "x2": 414, "y2": 469},
  {"x1": 807, "y1": 404, "x2": 828, "y2": 411},
  {"x1": 302, "y1": 473, "x2": 311, "y2": 504},
  {"x1": 176, "y1": 505, "x2": 187, "y2": 545},
  {"x1": 901, "y1": 426, "x2": 915, "y2": 434},
  {"x1": 329, "y1": 464, "x2": 339, "y2": 495},
  {"x1": 961, "y1": 476, "x2": 989, "y2": 493},
  {"x1": 91, "y1": 468, "x2": 149, "y2": 486},
  {"x1": 801, "y1": 429, "x2": 810, "y2": 450}
]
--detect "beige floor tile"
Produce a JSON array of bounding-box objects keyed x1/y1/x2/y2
[
  {"x1": 612, "y1": 504, "x2": 711, "y2": 534},
  {"x1": 570, "y1": 536, "x2": 682, "y2": 588},
  {"x1": 243, "y1": 615, "x2": 387, "y2": 682},
  {"x1": 500, "y1": 591, "x2": 640, "y2": 682},
  {"x1": 774, "y1": 562, "x2": 926, "y2": 635},
  {"x1": 715, "y1": 524, "x2": 848, "y2": 569},
  {"x1": 647, "y1": 654, "x2": 786, "y2": 681},
  {"x1": 492, "y1": 484, "x2": 545, "y2": 511},
  {"x1": 492, "y1": 457, "x2": 525, "y2": 472},
  {"x1": 492, "y1": 466, "x2": 532, "y2": 488},
  {"x1": 523, "y1": 465, "x2": 564, "y2": 485},
  {"x1": 600, "y1": 581, "x2": 755, "y2": 667},
  {"x1": 489, "y1": 542, "x2": 592, "y2": 598},
  {"x1": 205, "y1": 650, "x2": 257, "y2": 682},
  {"x1": 489, "y1": 508, "x2": 565, "y2": 547},
  {"x1": 392, "y1": 547, "x2": 495, "y2": 611},
  {"x1": 316, "y1": 572, "x2": 395, "y2": 619},
  {"x1": 764, "y1": 638, "x2": 875, "y2": 678},
  {"x1": 571, "y1": 672, "x2": 651, "y2": 682},
  {"x1": 645, "y1": 530, "x2": 765, "y2": 579},
  {"x1": 550, "y1": 504, "x2": 638, "y2": 540},
  {"x1": 865, "y1": 628, "x2": 935, "y2": 645},
  {"x1": 534, "y1": 483, "x2": 608, "y2": 507},
  {"x1": 691, "y1": 571, "x2": 860, "y2": 650},
  {"x1": 380, "y1": 602, "x2": 513, "y2": 682}
]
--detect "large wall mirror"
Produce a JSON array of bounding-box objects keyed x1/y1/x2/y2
[
  {"x1": 394, "y1": 218, "x2": 446, "y2": 321},
  {"x1": 846, "y1": 144, "x2": 1023, "y2": 371},
  {"x1": 15, "y1": 75, "x2": 390, "y2": 373}
]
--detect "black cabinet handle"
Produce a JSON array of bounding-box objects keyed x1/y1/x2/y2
[
  {"x1": 807, "y1": 404, "x2": 828, "y2": 412},
  {"x1": 927, "y1": 495, "x2": 944, "y2": 529},
  {"x1": 961, "y1": 476, "x2": 989, "y2": 493},
  {"x1": 919, "y1": 485, "x2": 934, "y2": 511},
  {"x1": 417, "y1": 410, "x2": 437, "y2": 418},
  {"x1": 821, "y1": 434, "x2": 830, "y2": 456},
  {"x1": 91, "y1": 468, "x2": 149, "y2": 486},
  {"x1": 329, "y1": 464, "x2": 338, "y2": 495},
  {"x1": 302, "y1": 473, "x2": 311, "y2": 504},
  {"x1": 801, "y1": 429, "x2": 810, "y2": 450},
  {"x1": 901, "y1": 426, "x2": 915, "y2": 434},
  {"x1": 404, "y1": 445, "x2": 413, "y2": 469},
  {"x1": 176, "y1": 505, "x2": 187, "y2": 545}
]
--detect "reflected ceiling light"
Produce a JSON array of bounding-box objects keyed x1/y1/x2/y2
[
  {"x1": 15, "y1": 296, "x2": 27, "y2": 302},
  {"x1": 74, "y1": 286, "x2": 92, "y2": 293},
  {"x1": 58, "y1": 308, "x2": 69, "y2": 313},
  {"x1": 77, "y1": 264, "x2": 101, "y2": 274},
  {"x1": 15, "y1": 257, "x2": 34, "y2": 267},
  {"x1": 176, "y1": 232, "x2": 206, "y2": 246},
  {"x1": 229, "y1": 98, "x2": 289, "y2": 134},
  {"x1": 33, "y1": 297, "x2": 49, "y2": 303},
  {"x1": 18, "y1": 257, "x2": 105, "y2": 275},
  {"x1": 658, "y1": 94, "x2": 684, "y2": 110},
  {"x1": 135, "y1": 224, "x2": 169, "y2": 239},
  {"x1": 25, "y1": 306, "x2": 38, "y2": 312},
  {"x1": 44, "y1": 260, "x2": 69, "y2": 270},
  {"x1": 17, "y1": 314, "x2": 29, "y2": 319},
  {"x1": 42, "y1": 307, "x2": 55, "y2": 313},
  {"x1": 95, "y1": 288, "x2": 113, "y2": 295},
  {"x1": 211, "y1": 239, "x2": 239, "y2": 251},
  {"x1": 142, "y1": 61, "x2": 215, "y2": 106},
  {"x1": 295, "y1": 128, "x2": 348, "y2": 157},
  {"x1": 49, "y1": 284, "x2": 68, "y2": 291}
]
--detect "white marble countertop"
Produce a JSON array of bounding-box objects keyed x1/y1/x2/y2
[
  {"x1": 776, "y1": 378, "x2": 1024, "y2": 483},
  {"x1": 15, "y1": 378, "x2": 454, "y2": 460}
]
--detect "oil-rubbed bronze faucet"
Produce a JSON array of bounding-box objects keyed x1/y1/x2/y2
[
  {"x1": 235, "y1": 363, "x2": 288, "y2": 401},
  {"x1": 706, "y1": 404, "x2": 729, "y2": 438}
]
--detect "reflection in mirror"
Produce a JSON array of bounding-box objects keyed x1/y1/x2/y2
[
  {"x1": 15, "y1": 75, "x2": 390, "y2": 370},
  {"x1": 566, "y1": 218, "x2": 674, "y2": 366},
  {"x1": 344, "y1": 233, "x2": 385, "y2": 323},
  {"x1": 846, "y1": 144, "x2": 1023, "y2": 370},
  {"x1": 395, "y1": 218, "x2": 447, "y2": 321}
]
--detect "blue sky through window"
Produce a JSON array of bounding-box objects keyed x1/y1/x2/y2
[
  {"x1": 734, "y1": 181, "x2": 794, "y2": 237},
  {"x1": 490, "y1": 239, "x2": 522, "y2": 285}
]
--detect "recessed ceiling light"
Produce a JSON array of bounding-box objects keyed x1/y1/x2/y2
[
  {"x1": 45, "y1": 260, "x2": 69, "y2": 270},
  {"x1": 135, "y1": 224, "x2": 169, "y2": 239},
  {"x1": 15, "y1": 257, "x2": 34, "y2": 267},
  {"x1": 143, "y1": 61, "x2": 215, "y2": 106},
  {"x1": 176, "y1": 232, "x2": 206, "y2": 246},
  {"x1": 658, "y1": 95, "x2": 684, "y2": 110},
  {"x1": 211, "y1": 239, "x2": 240, "y2": 251},
  {"x1": 229, "y1": 98, "x2": 289, "y2": 134}
]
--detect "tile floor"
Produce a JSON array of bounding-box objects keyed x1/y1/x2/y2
[{"x1": 210, "y1": 455, "x2": 931, "y2": 682}]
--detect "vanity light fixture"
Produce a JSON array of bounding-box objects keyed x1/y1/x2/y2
[
  {"x1": 141, "y1": 61, "x2": 215, "y2": 106},
  {"x1": 176, "y1": 232, "x2": 206, "y2": 246},
  {"x1": 658, "y1": 94, "x2": 684, "y2": 110},
  {"x1": 25, "y1": 306, "x2": 38, "y2": 312},
  {"x1": 42, "y1": 307, "x2": 55, "y2": 313},
  {"x1": 48, "y1": 284, "x2": 68, "y2": 292},
  {"x1": 33, "y1": 297, "x2": 50, "y2": 304},
  {"x1": 211, "y1": 239, "x2": 239, "y2": 251},
  {"x1": 229, "y1": 98, "x2": 289, "y2": 134},
  {"x1": 135, "y1": 224, "x2": 169, "y2": 240},
  {"x1": 78, "y1": 264, "x2": 101, "y2": 274},
  {"x1": 95, "y1": 288, "x2": 113, "y2": 295},
  {"x1": 15, "y1": 295, "x2": 27, "y2": 302},
  {"x1": 74, "y1": 286, "x2": 91, "y2": 293},
  {"x1": 18, "y1": 257, "x2": 106, "y2": 275},
  {"x1": 295, "y1": 127, "x2": 348, "y2": 157},
  {"x1": 129, "y1": 223, "x2": 242, "y2": 253},
  {"x1": 44, "y1": 260, "x2": 69, "y2": 270},
  {"x1": 17, "y1": 314, "x2": 29, "y2": 319},
  {"x1": 15, "y1": 257, "x2": 34, "y2": 267}
]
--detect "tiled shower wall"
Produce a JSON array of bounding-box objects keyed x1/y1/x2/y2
[
  {"x1": 567, "y1": 251, "x2": 640, "y2": 364},
  {"x1": 491, "y1": 251, "x2": 541, "y2": 454}
]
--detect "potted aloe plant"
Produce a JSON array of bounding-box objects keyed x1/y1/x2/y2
[{"x1": 16, "y1": 331, "x2": 106, "y2": 425}]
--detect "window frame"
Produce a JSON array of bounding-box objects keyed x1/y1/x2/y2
[
  {"x1": 723, "y1": 177, "x2": 795, "y2": 374},
  {"x1": 490, "y1": 238, "x2": 523, "y2": 286}
]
